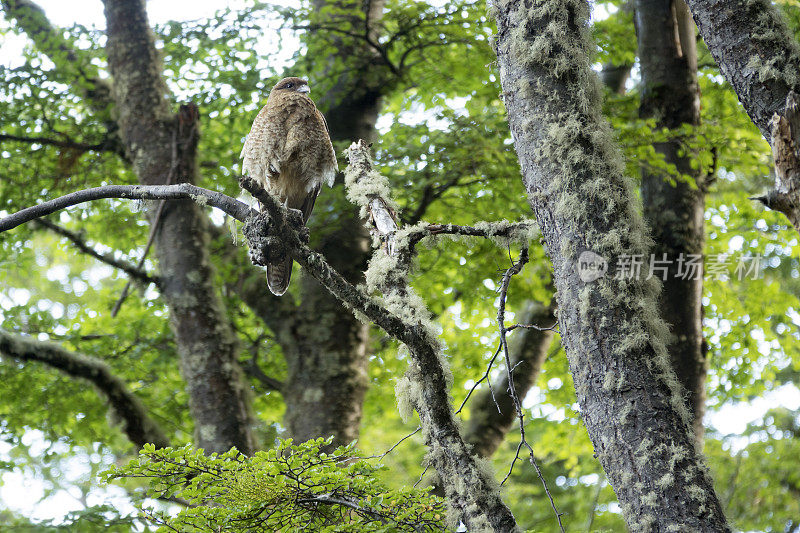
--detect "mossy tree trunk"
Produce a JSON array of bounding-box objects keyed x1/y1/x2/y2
[
  {"x1": 101, "y1": 0, "x2": 253, "y2": 454},
  {"x1": 684, "y1": 0, "x2": 800, "y2": 141},
  {"x1": 491, "y1": 0, "x2": 730, "y2": 529},
  {"x1": 636, "y1": 0, "x2": 708, "y2": 444},
  {"x1": 684, "y1": 0, "x2": 800, "y2": 231}
]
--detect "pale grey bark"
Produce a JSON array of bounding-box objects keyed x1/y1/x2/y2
[
  {"x1": 492, "y1": 0, "x2": 729, "y2": 530},
  {"x1": 636, "y1": 0, "x2": 708, "y2": 443}
]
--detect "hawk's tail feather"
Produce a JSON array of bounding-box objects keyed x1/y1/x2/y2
[{"x1": 266, "y1": 255, "x2": 292, "y2": 296}]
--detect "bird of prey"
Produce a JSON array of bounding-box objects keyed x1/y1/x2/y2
[{"x1": 241, "y1": 77, "x2": 337, "y2": 296}]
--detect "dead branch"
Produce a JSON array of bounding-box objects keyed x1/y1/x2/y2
[
  {"x1": 0, "y1": 183, "x2": 253, "y2": 233},
  {"x1": 494, "y1": 249, "x2": 564, "y2": 532}
]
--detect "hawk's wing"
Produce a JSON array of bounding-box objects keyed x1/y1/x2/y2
[
  {"x1": 300, "y1": 183, "x2": 321, "y2": 223},
  {"x1": 241, "y1": 103, "x2": 286, "y2": 187}
]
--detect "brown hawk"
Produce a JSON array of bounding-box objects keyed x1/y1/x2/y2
[{"x1": 241, "y1": 77, "x2": 337, "y2": 296}]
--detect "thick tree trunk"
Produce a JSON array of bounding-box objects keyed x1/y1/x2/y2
[
  {"x1": 492, "y1": 0, "x2": 730, "y2": 530},
  {"x1": 282, "y1": 223, "x2": 370, "y2": 446},
  {"x1": 684, "y1": 0, "x2": 800, "y2": 141},
  {"x1": 684, "y1": 0, "x2": 800, "y2": 232},
  {"x1": 636, "y1": 0, "x2": 707, "y2": 444},
  {"x1": 102, "y1": 0, "x2": 253, "y2": 454},
  {"x1": 464, "y1": 301, "x2": 556, "y2": 457}
]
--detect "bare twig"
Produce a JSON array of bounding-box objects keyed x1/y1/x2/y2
[
  {"x1": 584, "y1": 478, "x2": 604, "y2": 532},
  {"x1": 35, "y1": 218, "x2": 159, "y2": 286},
  {"x1": 495, "y1": 248, "x2": 565, "y2": 533},
  {"x1": 455, "y1": 343, "x2": 503, "y2": 416},
  {"x1": 378, "y1": 426, "x2": 421, "y2": 459},
  {"x1": 505, "y1": 322, "x2": 559, "y2": 334}
]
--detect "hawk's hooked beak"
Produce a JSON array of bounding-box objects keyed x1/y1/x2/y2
[{"x1": 298, "y1": 85, "x2": 311, "y2": 94}]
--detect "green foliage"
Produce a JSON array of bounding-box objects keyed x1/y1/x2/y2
[
  {"x1": 1, "y1": 0, "x2": 800, "y2": 531},
  {"x1": 102, "y1": 438, "x2": 446, "y2": 532}
]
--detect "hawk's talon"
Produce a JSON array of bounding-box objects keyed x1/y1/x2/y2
[
  {"x1": 287, "y1": 207, "x2": 304, "y2": 227},
  {"x1": 298, "y1": 226, "x2": 310, "y2": 244}
]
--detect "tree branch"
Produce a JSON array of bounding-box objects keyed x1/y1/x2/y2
[
  {"x1": 34, "y1": 218, "x2": 159, "y2": 286},
  {"x1": 2, "y1": 0, "x2": 122, "y2": 153},
  {"x1": 0, "y1": 133, "x2": 115, "y2": 153},
  {"x1": 462, "y1": 300, "x2": 556, "y2": 458},
  {"x1": 332, "y1": 140, "x2": 519, "y2": 531},
  {"x1": 0, "y1": 183, "x2": 253, "y2": 233},
  {"x1": 0, "y1": 328, "x2": 170, "y2": 449},
  {"x1": 684, "y1": 0, "x2": 800, "y2": 141},
  {"x1": 494, "y1": 249, "x2": 564, "y2": 532},
  {"x1": 2, "y1": 144, "x2": 529, "y2": 528},
  {"x1": 752, "y1": 91, "x2": 800, "y2": 232}
]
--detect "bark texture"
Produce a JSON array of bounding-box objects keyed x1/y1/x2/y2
[
  {"x1": 684, "y1": 0, "x2": 800, "y2": 141},
  {"x1": 492, "y1": 0, "x2": 730, "y2": 530},
  {"x1": 756, "y1": 92, "x2": 800, "y2": 232},
  {"x1": 464, "y1": 301, "x2": 556, "y2": 458},
  {"x1": 102, "y1": 0, "x2": 253, "y2": 454},
  {"x1": 636, "y1": 0, "x2": 707, "y2": 443}
]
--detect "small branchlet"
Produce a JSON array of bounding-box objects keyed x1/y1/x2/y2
[{"x1": 495, "y1": 248, "x2": 564, "y2": 532}]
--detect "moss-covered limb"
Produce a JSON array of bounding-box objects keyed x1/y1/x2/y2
[
  {"x1": 636, "y1": 0, "x2": 707, "y2": 444},
  {"x1": 753, "y1": 91, "x2": 800, "y2": 232},
  {"x1": 684, "y1": 0, "x2": 800, "y2": 140},
  {"x1": 34, "y1": 218, "x2": 160, "y2": 287},
  {"x1": 338, "y1": 144, "x2": 520, "y2": 531},
  {"x1": 0, "y1": 328, "x2": 170, "y2": 449},
  {"x1": 344, "y1": 140, "x2": 400, "y2": 254},
  {"x1": 492, "y1": 0, "x2": 730, "y2": 530},
  {"x1": 247, "y1": 145, "x2": 520, "y2": 527},
  {"x1": 1, "y1": 0, "x2": 122, "y2": 154},
  {"x1": 464, "y1": 300, "x2": 556, "y2": 458},
  {"x1": 101, "y1": 0, "x2": 254, "y2": 455}
]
